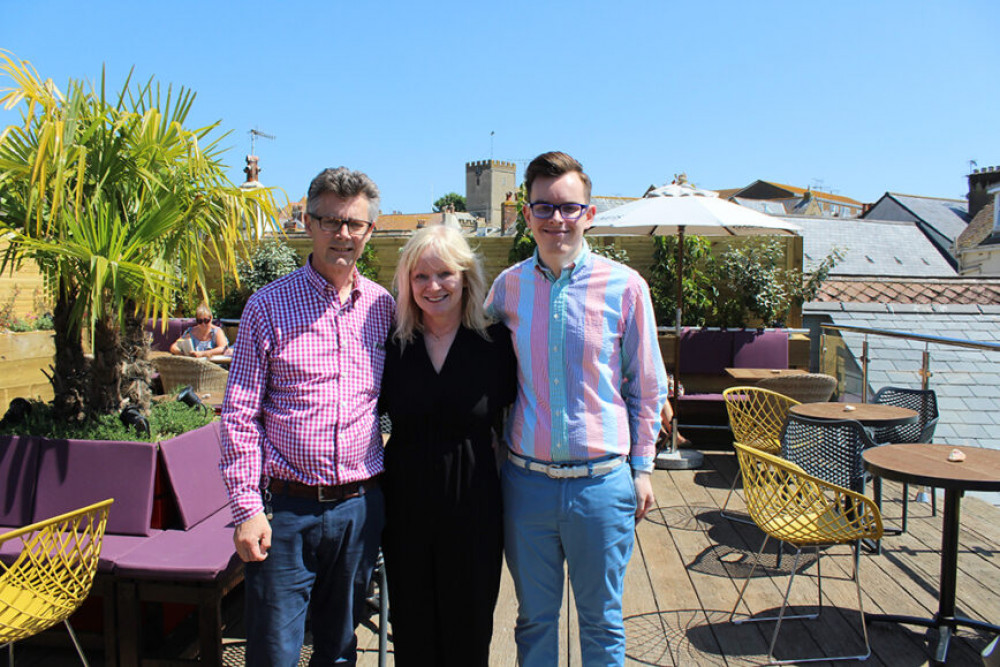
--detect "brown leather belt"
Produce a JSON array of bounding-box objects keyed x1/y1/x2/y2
[{"x1": 268, "y1": 475, "x2": 381, "y2": 502}]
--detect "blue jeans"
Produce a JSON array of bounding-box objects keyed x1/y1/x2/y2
[
  {"x1": 502, "y1": 459, "x2": 637, "y2": 667},
  {"x1": 244, "y1": 485, "x2": 384, "y2": 667}
]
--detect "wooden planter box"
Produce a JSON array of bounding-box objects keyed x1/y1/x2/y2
[{"x1": 0, "y1": 330, "x2": 55, "y2": 414}]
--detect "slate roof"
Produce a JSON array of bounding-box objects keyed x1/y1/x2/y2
[
  {"x1": 737, "y1": 180, "x2": 864, "y2": 207},
  {"x1": 864, "y1": 193, "x2": 970, "y2": 245},
  {"x1": 732, "y1": 197, "x2": 787, "y2": 215},
  {"x1": 592, "y1": 195, "x2": 637, "y2": 214},
  {"x1": 785, "y1": 215, "x2": 958, "y2": 277},
  {"x1": 803, "y1": 301, "x2": 1000, "y2": 503}
]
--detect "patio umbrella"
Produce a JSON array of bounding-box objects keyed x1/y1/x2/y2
[{"x1": 588, "y1": 180, "x2": 802, "y2": 469}]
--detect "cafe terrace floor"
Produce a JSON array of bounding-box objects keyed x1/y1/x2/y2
[{"x1": 15, "y1": 451, "x2": 1000, "y2": 666}]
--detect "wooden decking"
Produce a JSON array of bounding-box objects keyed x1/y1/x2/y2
[{"x1": 12, "y1": 451, "x2": 1000, "y2": 665}]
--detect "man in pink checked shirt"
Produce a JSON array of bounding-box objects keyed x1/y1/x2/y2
[{"x1": 220, "y1": 167, "x2": 395, "y2": 666}]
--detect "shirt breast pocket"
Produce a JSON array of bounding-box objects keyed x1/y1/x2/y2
[
  {"x1": 578, "y1": 312, "x2": 618, "y2": 364},
  {"x1": 348, "y1": 329, "x2": 386, "y2": 395}
]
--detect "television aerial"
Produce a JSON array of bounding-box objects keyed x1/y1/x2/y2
[{"x1": 249, "y1": 128, "x2": 275, "y2": 155}]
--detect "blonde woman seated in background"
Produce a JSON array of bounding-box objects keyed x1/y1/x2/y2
[{"x1": 169, "y1": 304, "x2": 228, "y2": 358}]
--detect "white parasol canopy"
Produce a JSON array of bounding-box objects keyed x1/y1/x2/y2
[{"x1": 588, "y1": 183, "x2": 801, "y2": 237}]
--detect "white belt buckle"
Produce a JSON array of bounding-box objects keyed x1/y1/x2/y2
[{"x1": 545, "y1": 463, "x2": 588, "y2": 479}]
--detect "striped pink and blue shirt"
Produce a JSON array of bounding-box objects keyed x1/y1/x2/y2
[
  {"x1": 485, "y1": 245, "x2": 669, "y2": 473},
  {"x1": 220, "y1": 261, "x2": 395, "y2": 524}
]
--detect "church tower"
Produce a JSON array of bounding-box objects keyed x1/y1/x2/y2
[{"x1": 465, "y1": 160, "x2": 516, "y2": 226}]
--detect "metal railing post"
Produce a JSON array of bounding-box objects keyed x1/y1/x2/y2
[
  {"x1": 921, "y1": 344, "x2": 932, "y2": 391},
  {"x1": 861, "y1": 336, "x2": 870, "y2": 403}
]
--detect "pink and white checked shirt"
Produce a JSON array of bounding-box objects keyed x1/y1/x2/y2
[{"x1": 219, "y1": 261, "x2": 395, "y2": 524}]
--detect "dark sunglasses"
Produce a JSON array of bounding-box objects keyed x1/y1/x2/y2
[{"x1": 195, "y1": 318, "x2": 212, "y2": 325}]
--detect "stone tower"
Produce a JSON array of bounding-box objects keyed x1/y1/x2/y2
[{"x1": 465, "y1": 160, "x2": 517, "y2": 226}]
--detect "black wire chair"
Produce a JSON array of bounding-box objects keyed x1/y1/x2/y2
[
  {"x1": 870, "y1": 387, "x2": 940, "y2": 530},
  {"x1": 780, "y1": 413, "x2": 878, "y2": 573},
  {"x1": 780, "y1": 414, "x2": 875, "y2": 495}
]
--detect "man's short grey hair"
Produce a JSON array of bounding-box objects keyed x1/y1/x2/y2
[{"x1": 307, "y1": 167, "x2": 381, "y2": 222}]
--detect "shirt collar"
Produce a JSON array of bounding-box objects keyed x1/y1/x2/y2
[
  {"x1": 532, "y1": 242, "x2": 591, "y2": 282},
  {"x1": 304, "y1": 255, "x2": 363, "y2": 303}
]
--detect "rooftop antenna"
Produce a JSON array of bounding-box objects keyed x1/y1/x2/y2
[
  {"x1": 490, "y1": 131, "x2": 495, "y2": 161},
  {"x1": 249, "y1": 127, "x2": 276, "y2": 156}
]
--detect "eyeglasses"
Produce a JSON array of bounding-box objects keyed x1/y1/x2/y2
[
  {"x1": 309, "y1": 214, "x2": 372, "y2": 235},
  {"x1": 195, "y1": 318, "x2": 211, "y2": 325},
  {"x1": 527, "y1": 202, "x2": 589, "y2": 221}
]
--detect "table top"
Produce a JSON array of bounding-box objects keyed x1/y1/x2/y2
[
  {"x1": 864, "y1": 444, "x2": 1000, "y2": 492},
  {"x1": 789, "y1": 402, "x2": 918, "y2": 428},
  {"x1": 724, "y1": 368, "x2": 807, "y2": 380}
]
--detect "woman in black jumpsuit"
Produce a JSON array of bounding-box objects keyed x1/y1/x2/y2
[{"x1": 380, "y1": 225, "x2": 516, "y2": 666}]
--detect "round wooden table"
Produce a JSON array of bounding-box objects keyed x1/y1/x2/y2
[
  {"x1": 863, "y1": 443, "x2": 1000, "y2": 664},
  {"x1": 789, "y1": 401, "x2": 918, "y2": 429}
]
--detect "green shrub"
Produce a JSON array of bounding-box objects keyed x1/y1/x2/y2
[
  {"x1": 216, "y1": 239, "x2": 303, "y2": 318},
  {"x1": 648, "y1": 236, "x2": 842, "y2": 328}
]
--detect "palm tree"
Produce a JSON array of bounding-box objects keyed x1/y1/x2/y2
[{"x1": 0, "y1": 51, "x2": 279, "y2": 419}]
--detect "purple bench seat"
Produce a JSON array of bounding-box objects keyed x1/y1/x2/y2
[
  {"x1": 669, "y1": 328, "x2": 790, "y2": 436},
  {"x1": 0, "y1": 422, "x2": 236, "y2": 666},
  {"x1": 114, "y1": 508, "x2": 237, "y2": 581},
  {"x1": 145, "y1": 318, "x2": 197, "y2": 353},
  {"x1": 112, "y1": 421, "x2": 242, "y2": 667}
]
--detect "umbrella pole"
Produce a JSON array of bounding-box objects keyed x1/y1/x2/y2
[
  {"x1": 657, "y1": 224, "x2": 702, "y2": 470},
  {"x1": 672, "y1": 225, "x2": 683, "y2": 450}
]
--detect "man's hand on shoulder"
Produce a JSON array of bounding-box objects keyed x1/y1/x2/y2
[
  {"x1": 633, "y1": 471, "x2": 655, "y2": 522},
  {"x1": 234, "y1": 512, "x2": 272, "y2": 562}
]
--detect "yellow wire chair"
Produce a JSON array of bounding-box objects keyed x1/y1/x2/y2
[
  {"x1": 727, "y1": 443, "x2": 883, "y2": 665},
  {"x1": 0, "y1": 499, "x2": 113, "y2": 667},
  {"x1": 721, "y1": 387, "x2": 800, "y2": 523}
]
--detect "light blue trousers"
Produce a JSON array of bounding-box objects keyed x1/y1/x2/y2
[{"x1": 502, "y1": 459, "x2": 637, "y2": 667}]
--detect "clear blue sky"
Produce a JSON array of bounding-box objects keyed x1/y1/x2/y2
[{"x1": 3, "y1": 1, "x2": 997, "y2": 215}]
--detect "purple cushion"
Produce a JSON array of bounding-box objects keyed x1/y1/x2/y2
[
  {"x1": 678, "y1": 329, "x2": 733, "y2": 375},
  {"x1": 0, "y1": 436, "x2": 40, "y2": 526},
  {"x1": 33, "y1": 439, "x2": 157, "y2": 536},
  {"x1": 145, "y1": 318, "x2": 197, "y2": 353},
  {"x1": 678, "y1": 393, "x2": 725, "y2": 402},
  {"x1": 158, "y1": 423, "x2": 228, "y2": 530},
  {"x1": 0, "y1": 526, "x2": 23, "y2": 565},
  {"x1": 113, "y1": 508, "x2": 239, "y2": 581},
  {"x1": 1, "y1": 526, "x2": 163, "y2": 572},
  {"x1": 97, "y1": 532, "x2": 163, "y2": 573},
  {"x1": 732, "y1": 330, "x2": 788, "y2": 369}
]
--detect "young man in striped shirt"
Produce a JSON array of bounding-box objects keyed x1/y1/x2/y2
[
  {"x1": 486, "y1": 152, "x2": 669, "y2": 666},
  {"x1": 220, "y1": 167, "x2": 395, "y2": 665}
]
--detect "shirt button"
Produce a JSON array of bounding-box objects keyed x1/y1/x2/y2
[
  {"x1": 553, "y1": 314, "x2": 559, "y2": 320},
  {"x1": 554, "y1": 379, "x2": 560, "y2": 385},
  {"x1": 552, "y1": 345, "x2": 558, "y2": 352}
]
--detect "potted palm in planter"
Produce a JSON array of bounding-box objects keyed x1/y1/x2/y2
[
  {"x1": 0, "y1": 50, "x2": 284, "y2": 657},
  {"x1": 0, "y1": 51, "x2": 279, "y2": 423}
]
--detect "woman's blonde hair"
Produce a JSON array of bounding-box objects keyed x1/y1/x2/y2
[{"x1": 393, "y1": 225, "x2": 490, "y2": 346}]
